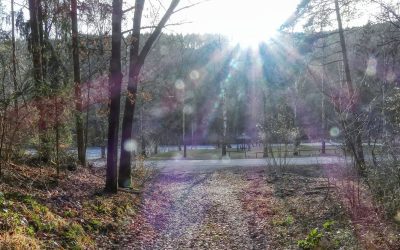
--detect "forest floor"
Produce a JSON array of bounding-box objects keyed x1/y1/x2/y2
[
  {"x1": 121, "y1": 164, "x2": 400, "y2": 249},
  {"x1": 0, "y1": 163, "x2": 146, "y2": 249},
  {"x1": 1, "y1": 162, "x2": 399, "y2": 249}
]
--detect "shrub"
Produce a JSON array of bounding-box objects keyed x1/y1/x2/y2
[{"x1": 297, "y1": 228, "x2": 324, "y2": 249}]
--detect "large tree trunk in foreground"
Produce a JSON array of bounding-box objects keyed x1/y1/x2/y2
[
  {"x1": 105, "y1": 0, "x2": 123, "y2": 193},
  {"x1": 118, "y1": 0, "x2": 180, "y2": 188},
  {"x1": 29, "y1": 0, "x2": 49, "y2": 162},
  {"x1": 118, "y1": 0, "x2": 145, "y2": 188},
  {"x1": 334, "y1": 0, "x2": 365, "y2": 175},
  {"x1": 71, "y1": 0, "x2": 86, "y2": 166}
]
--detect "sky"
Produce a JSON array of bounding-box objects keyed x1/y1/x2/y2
[
  {"x1": 1, "y1": 0, "x2": 301, "y2": 47},
  {"x1": 170, "y1": 0, "x2": 301, "y2": 46}
]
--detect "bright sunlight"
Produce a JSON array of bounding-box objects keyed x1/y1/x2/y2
[{"x1": 174, "y1": 0, "x2": 300, "y2": 47}]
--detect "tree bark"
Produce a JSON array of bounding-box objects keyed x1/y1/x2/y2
[
  {"x1": 38, "y1": 1, "x2": 46, "y2": 77},
  {"x1": 71, "y1": 0, "x2": 86, "y2": 166},
  {"x1": 334, "y1": 0, "x2": 365, "y2": 175},
  {"x1": 262, "y1": 91, "x2": 268, "y2": 157},
  {"x1": 11, "y1": 0, "x2": 18, "y2": 114},
  {"x1": 183, "y1": 98, "x2": 187, "y2": 158},
  {"x1": 105, "y1": 0, "x2": 123, "y2": 193},
  {"x1": 321, "y1": 38, "x2": 326, "y2": 154},
  {"x1": 118, "y1": 0, "x2": 145, "y2": 188},
  {"x1": 28, "y1": 0, "x2": 43, "y2": 100},
  {"x1": 118, "y1": 0, "x2": 180, "y2": 188},
  {"x1": 28, "y1": 0, "x2": 48, "y2": 162},
  {"x1": 221, "y1": 81, "x2": 227, "y2": 157},
  {"x1": 85, "y1": 50, "x2": 92, "y2": 159}
]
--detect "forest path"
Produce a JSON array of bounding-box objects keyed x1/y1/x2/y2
[
  {"x1": 121, "y1": 168, "x2": 270, "y2": 249},
  {"x1": 119, "y1": 164, "x2": 400, "y2": 249}
]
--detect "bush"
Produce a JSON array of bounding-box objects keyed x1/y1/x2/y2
[
  {"x1": 297, "y1": 228, "x2": 324, "y2": 249},
  {"x1": 297, "y1": 220, "x2": 355, "y2": 249},
  {"x1": 367, "y1": 160, "x2": 400, "y2": 219}
]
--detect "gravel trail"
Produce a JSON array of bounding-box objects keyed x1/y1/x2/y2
[{"x1": 124, "y1": 170, "x2": 267, "y2": 249}]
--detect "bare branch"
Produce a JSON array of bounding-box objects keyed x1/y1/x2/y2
[
  {"x1": 123, "y1": 6, "x2": 135, "y2": 14},
  {"x1": 173, "y1": 0, "x2": 208, "y2": 14},
  {"x1": 309, "y1": 59, "x2": 343, "y2": 67},
  {"x1": 138, "y1": 0, "x2": 181, "y2": 66},
  {"x1": 122, "y1": 21, "x2": 191, "y2": 35}
]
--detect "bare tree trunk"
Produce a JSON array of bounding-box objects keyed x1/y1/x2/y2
[
  {"x1": 183, "y1": 98, "x2": 187, "y2": 158},
  {"x1": 140, "y1": 106, "x2": 146, "y2": 156},
  {"x1": 221, "y1": 81, "x2": 227, "y2": 157},
  {"x1": 11, "y1": 0, "x2": 18, "y2": 114},
  {"x1": 217, "y1": 48, "x2": 238, "y2": 157},
  {"x1": 119, "y1": 0, "x2": 145, "y2": 188},
  {"x1": 105, "y1": 0, "x2": 123, "y2": 193},
  {"x1": 101, "y1": 146, "x2": 106, "y2": 158},
  {"x1": 0, "y1": 69, "x2": 7, "y2": 177},
  {"x1": 334, "y1": 0, "x2": 365, "y2": 175},
  {"x1": 29, "y1": 0, "x2": 48, "y2": 162},
  {"x1": 55, "y1": 96, "x2": 60, "y2": 178},
  {"x1": 118, "y1": 0, "x2": 180, "y2": 188},
  {"x1": 85, "y1": 50, "x2": 91, "y2": 158},
  {"x1": 262, "y1": 91, "x2": 268, "y2": 157},
  {"x1": 39, "y1": 1, "x2": 47, "y2": 75},
  {"x1": 28, "y1": 0, "x2": 42, "y2": 93},
  {"x1": 71, "y1": 0, "x2": 86, "y2": 166},
  {"x1": 321, "y1": 38, "x2": 326, "y2": 154}
]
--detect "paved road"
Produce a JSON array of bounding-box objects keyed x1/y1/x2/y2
[{"x1": 147, "y1": 156, "x2": 349, "y2": 173}]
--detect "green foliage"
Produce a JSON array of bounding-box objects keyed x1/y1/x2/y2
[
  {"x1": 331, "y1": 229, "x2": 356, "y2": 248},
  {"x1": 0, "y1": 210, "x2": 22, "y2": 231},
  {"x1": 30, "y1": 213, "x2": 56, "y2": 233},
  {"x1": 62, "y1": 222, "x2": 86, "y2": 249},
  {"x1": 273, "y1": 215, "x2": 294, "y2": 226},
  {"x1": 26, "y1": 226, "x2": 36, "y2": 237},
  {"x1": 64, "y1": 209, "x2": 76, "y2": 218},
  {"x1": 23, "y1": 195, "x2": 47, "y2": 213},
  {"x1": 297, "y1": 228, "x2": 324, "y2": 249},
  {"x1": 367, "y1": 164, "x2": 400, "y2": 220},
  {"x1": 323, "y1": 219, "x2": 335, "y2": 231},
  {"x1": 0, "y1": 191, "x2": 4, "y2": 207},
  {"x1": 87, "y1": 219, "x2": 103, "y2": 232},
  {"x1": 0, "y1": 193, "x2": 60, "y2": 235},
  {"x1": 63, "y1": 222, "x2": 84, "y2": 240},
  {"x1": 91, "y1": 201, "x2": 109, "y2": 214},
  {"x1": 297, "y1": 220, "x2": 355, "y2": 249}
]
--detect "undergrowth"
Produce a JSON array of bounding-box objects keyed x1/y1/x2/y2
[{"x1": 0, "y1": 161, "x2": 150, "y2": 249}]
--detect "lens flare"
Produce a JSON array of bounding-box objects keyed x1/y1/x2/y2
[
  {"x1": 329, "y1": 127, "x2": 340, "y2": 137},
  {"x1": 190, "y1": 70, "x2": 200, "y2": 80},
  {"x1": 175, "y1": 79, "x2": 185, "y2": 90},
  {"x1": 124, "y1": 139, "x2": 137, "y2": 152}
]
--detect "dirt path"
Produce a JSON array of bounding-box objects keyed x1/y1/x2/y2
[
  {"x1": 123, "y1": 170, "x2": 262, "y2": 249},
  {"x1": 120, "y1": 166, "x2": 400, "y2": 250}
]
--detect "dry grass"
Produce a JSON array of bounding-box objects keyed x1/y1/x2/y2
[
  {"x1": 0, "y1": 233, "x2": 41, "y2": 250},
  {"x1": 0, "y1": 162, "x2": 146, "y2": 249}
]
